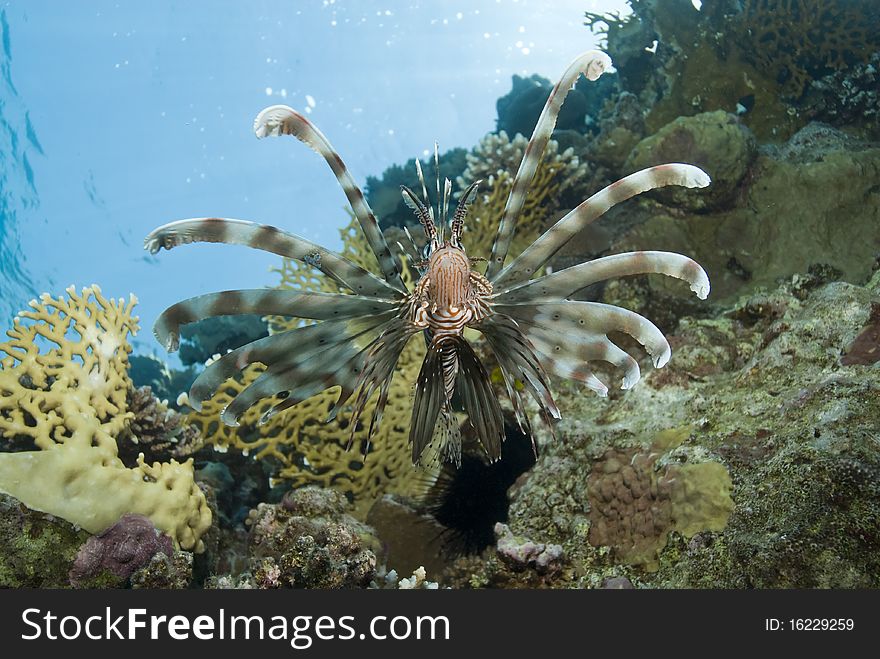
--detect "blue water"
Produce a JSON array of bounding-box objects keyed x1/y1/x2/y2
[{"x1": 0, "y1": 0, "x2": 618, "y2": 357}]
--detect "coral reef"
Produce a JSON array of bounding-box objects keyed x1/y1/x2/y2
[
  {"x1": 117, "y1": 385, "x2": 201, "y2": 466},
  {"x1": 494, "y1": 523, "x2": 564, "y2": 574},
  {"x1": 0, "y1": 285, "x2": 212, "y2": 551},
  {"x1": 452, "y1": 271, "x2": 880, "y2": 587},
  {"x1": 496, "y1": 74, "x2": 591, "y2": 139},
  {"x1": 130, "y1": 550, "x2": 194, "y2": 589},
  {"x1": 605, "y1": 121, "x2": 880, "y2": 315},
  {"x1": 0, "y1": 493, "x2": 90, "y2": 587},
  {"x1": 183, "y1": 219, "x2": 432, "y2": 518},
  {"x1": 805, "y1": 51, "x2": 880, "y2": 139},
  {"x1": 624, "y1": 110, "x2": 756, "y2": 211},
  {"x1": 454, "y1": 130, "x2": 589, "y2": 260},
  {"x1": 587, "y1": 0, "x2": 880, "y2": 142},
  {"x1": 586, "y1": 429, "x2": 732, "y2": 570},
  {"x1": 69, "y1": 513, "x2": 173, "y2": 587},
  {"x1": 245, "y1": 487, "x2": 379, "y2": 588}
]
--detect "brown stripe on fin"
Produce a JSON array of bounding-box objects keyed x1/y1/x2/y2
[
  {"x1": 492, "y1": 164, "x2": 711, "y2": 289},
  {"x1": 253, "y1": 105, "x2": 406, "y2": 293},
  {"x1": 486, "y1": 50, "x2": 613, "y2": 280},
  {"x1": 495, "y1": 250, "x2": 710, "y2": 304},
  {"x1": 154, "y1": 289, "x2": 397, "y2": 353},
  {"x1": 145, "y1": 217, "x2": 401, "y2": 300}
]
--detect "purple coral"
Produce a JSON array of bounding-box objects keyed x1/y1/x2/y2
[
  {"x1": 69, "y1": 514, "x2": 173, "y2": 587},
  {"x1": 494, "y1": 523, "x2": 563, "y2": 574}
]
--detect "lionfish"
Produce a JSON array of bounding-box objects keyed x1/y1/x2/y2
[{"x1": 145, "y1": 50, "x2": 711, "y2": 467}]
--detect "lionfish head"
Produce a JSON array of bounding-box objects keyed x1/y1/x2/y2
[{"x1": 399, "y1": 144, "x2": 482, "y2": 259}]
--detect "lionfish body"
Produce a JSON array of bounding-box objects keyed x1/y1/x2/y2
[{"x1": 145, "y1": 50, "x2": 712, "y2": 467}]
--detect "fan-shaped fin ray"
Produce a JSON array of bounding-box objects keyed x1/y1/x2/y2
[
  {"x1": 253, "y1": 105, "x2": 406, "y2": 293},
  {"x1": 453, "y1": 336, "x2": 505, "y2": 462},
  {"x1": 520, "y1": 324, "x2": 642, "y2": 390},
  {"x1": 496, "y1": 250, "x2": 711, "y2": 304},
  {"x1": 410, "y1": 345, "x2": 446, "y2": 464},
  {"x1": 495, "y1": 301, "x2": 672, "y2": 369},
  {"x1": 154, "y1": 289, "x2": 398, "y2": 353},
  {"x1": 145, "y1": 217, "x2": 400, "y2": 299},
  {"x1": 492, "y1": 164, "x2": 711, "y2": 289},
  {"x1": 486, "y1": 50, "x2": 613, "y2": 280},
  {"x1": 348, "y1": 319, "x2": 419, "y2": 455},
  {"x1": 474, "y1": 315, "x2": 560, "y2": 425},
  {"x1": 188, "y1": 311, "x2": 396, "y2": 412}
]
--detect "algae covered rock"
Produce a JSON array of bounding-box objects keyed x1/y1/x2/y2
[
  {"x1": 484, "y1": 273, "x2": 880, "y2": 588},
  {"x1": 0, "y1": 493, "x2": 90, "y2": 588},
  {"x1": 625, "y1": 110, "x2": 756, "y2": 211},
  {"x1": 610, "y1": 123, "x2": 880, "y2": 308},
  {"x1": 245, "y1": 487, "x2": 379, "y2": 588}
]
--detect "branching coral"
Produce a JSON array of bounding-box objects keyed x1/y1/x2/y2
[
  {"x1": 455, "y1": 130, "x2": 587, "y2": 260},
  {"x1": 0, "y1": 285, "x2": 212, "y2": 551},
  {"x1": 735, "y1": 0, "x2": 880, "y2": 99}
]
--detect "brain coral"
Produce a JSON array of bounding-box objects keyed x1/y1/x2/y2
[
  {"x1": 587, "y1": 428, "x2": 733, "y2": 570},
  {"x1": 0, "y1": 285, "x2": 212, "y2": 551}
]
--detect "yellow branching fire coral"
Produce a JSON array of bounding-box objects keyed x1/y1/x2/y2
[
  {"x1": 184, "y1": 221, "x2": 433, "y2": 516},
  {"x1": 0, "y1": 285, "x2": 212, "y2": 551}
]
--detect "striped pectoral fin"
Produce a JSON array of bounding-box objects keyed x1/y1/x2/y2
[
  {"x1": 219, "y1": 339, "x2": 362, "y2": 425},
  {"x1": 496, "y1": 301, "x2": 671, "y2": 397},
  {"x1": 486, "y1": 50, "x2": 613, "y2": 281},
  {"x1": 524, "y1": 325, "x2": 641, "y2": 392},
  {"x1": 144, "y1": 217, "x2": 401, "y2": 299},
  {"x1": 474, "y1": 315, "x2": 560, "y2": 423},
  {"x1": 154, "y1": 289, "x2": 397, "y2": 353},
  {"x1": 253, "y1": 105, "x2": 406, "y2": 294},
  {"x1": 452, "y1": 336, "x2": 505, "y2": 463},
  {"x1": 410, "y1": 344, "x2": 446, "y2": 465},
  {"x1": 496, "y1": 250, "x2": 711, "y2": 305},
  {"x1": 347, "y1": 319, "x2": 418, "y2": 455},
  {"x1": 491, "y1": 164, "x2": 711, "y2": 289},
  {"x1": 187, "y1": 311, "x2": 395, "y2": 412}
]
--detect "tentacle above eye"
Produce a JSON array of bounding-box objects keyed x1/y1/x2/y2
[
  {"x1": 144, "y1": 217, "x2": 401, "y2": 299},
  {"x1": 253, "y1": 105, "x2": 406, "y2": 294},
  {"x1": 492, "y1": 164, "x2": 711, "y2": 289},
  {"x1": 495, "y1": 300, "x2": 672, "y2": 370},
  {"x1": 153, "y1": 289, "x2": 398, "y2": 353},
  {"x1": 486, "y1": 50, "x2": 613, "y2": 281},
  {"x1": 495, "y1": 250, "x2": 710, "y2": 304}
]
